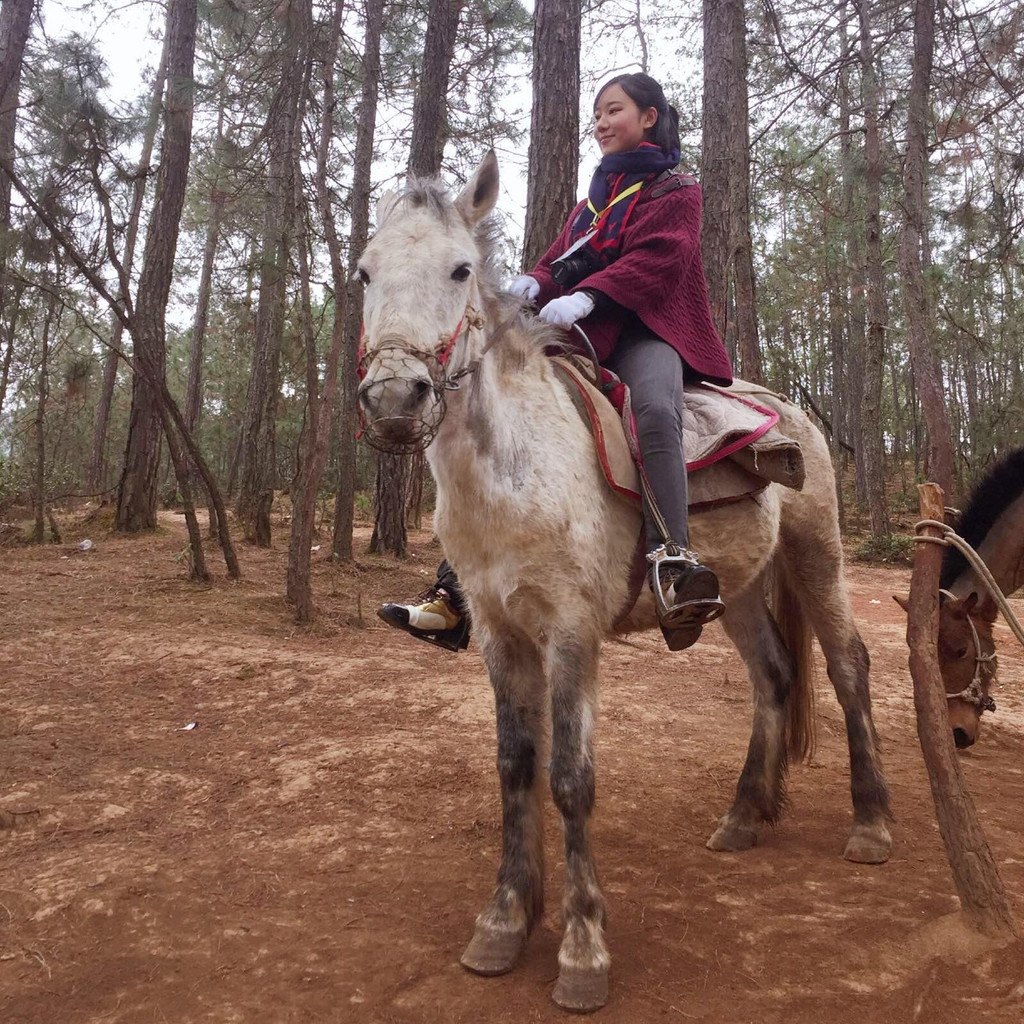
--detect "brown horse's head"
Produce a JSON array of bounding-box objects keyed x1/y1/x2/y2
[{"x1": 894, "y1": 591, "x2": 997, "y2": 748}]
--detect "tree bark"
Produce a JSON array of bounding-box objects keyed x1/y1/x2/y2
[
  {"x1": 701, "y1": 0, "x2": 729, "y2": 345},
  {"x1": 899, "y1": 0, "x2": 954, "y2": 500},
  {"x1": 522, "y1": 0, "x2": 580, "y2": 270},
  {"x1": 857, "y1": 0, "x2": 889, "y2": 537},
  {"x1": 369, "y1": 454, "x2": 408, "y2": 557},
  {"x1": 701, "y1": 0, "x2": 761, "y2": 382},
  {"x1": 185, "y1": 100, "x2": 228, "y2": 532},
  {"x1": 408, "y1": 0, "x2": 462, "y2": 178},
  {"x1": 33, "y1": 287, "x2": 57, "y2": 543},
  {"x1": 0, "y1": 0, "x2": 33, "y2": 419},
  {"x1": 116, "y1": 0, "x2": 196, "y2": 534},
  {"x1": 91, "y1": 29, "x2": 170, "y2": 497},
  {"x1": 236, "y1": 8, "x2": 303, "y2": 547},
  {"x1": 288, "y1": 0, "x2": 374, "y2": 620},
  {"x1": 908, "y1": 484, "x2": 1019, "y2": 939},
  {"x1": 0, "y1": 274, "x2": 23, "y2": 418},
  {"x1": 839, "y1": 6, "x2": 868, "y2": 508},
  {"x1": 369, "y1": 0, "x2": 462, "y2": 558},
  {"x1": 333, "y1": 0, "x2": 383, "y2": 562}
]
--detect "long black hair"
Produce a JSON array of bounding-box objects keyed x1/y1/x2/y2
[{"x1": 595, "y1": 73, "x2": 681, "y2": 156}]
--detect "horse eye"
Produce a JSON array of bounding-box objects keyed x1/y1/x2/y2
[
  {"x1": 357, "y1": 268, "x2": 370, "y2": 285},
  {"x1": 451, "y1": 264, "x2": 472, "y2": 282},
  {"x1": 955, "y1": 646, "x2": 969, "y2": 660}
]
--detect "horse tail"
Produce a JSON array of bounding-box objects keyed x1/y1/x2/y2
[{"x1": 772, "y1": 556, "x2": 816, "y2": 763}]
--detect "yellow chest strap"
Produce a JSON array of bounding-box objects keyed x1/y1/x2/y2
[{"x1": 586, "y1": 180, "x2": 644, "y2": 227}]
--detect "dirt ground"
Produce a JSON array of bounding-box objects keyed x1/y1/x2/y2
[{"x1": 1, "y1": 512, "x2": 1023, "y2": 1024}]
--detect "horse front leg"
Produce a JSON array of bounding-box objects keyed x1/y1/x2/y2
[
  {"x1": 461, "y1": 627, "x2": 545, "y2": 976},
  {"x1": 548, "y1": 634, "x2": 609, "y2": 1013}
]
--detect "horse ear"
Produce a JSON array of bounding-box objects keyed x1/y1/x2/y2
[
  {"x1": 892, "y1": 593, "x2": 910, "y2": 614},
  {"x1": 375, "y1": 190, "x2": 401, "y2": 227},
  {"x1": 961, "y1": 592, "x2": 979, "y2": 615},
  {"x1": 454, "y1": 150, "x2": 500, "y2": 226}
]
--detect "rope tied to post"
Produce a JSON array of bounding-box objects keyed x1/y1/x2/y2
[{"x1": 913, "y1": 519, "x2": 1024, "y2": 650}]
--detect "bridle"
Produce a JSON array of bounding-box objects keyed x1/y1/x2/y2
[
  {"x1": 357, "y1": 295, "x2": 525, "y2": 455},
  {"x1": 940, "y1": 590, "x2": 998, "y2": 714}
]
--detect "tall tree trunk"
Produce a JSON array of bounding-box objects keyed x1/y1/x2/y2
[
  {"x1": 840, "y1": 8, "x2": 868, "y2": 508},
  {"x1": 374, "y1": 0, "x2": 463, "y2": 556},
  {"x1": 116, "y1": 0, "x2": 196, "y2": 534},
  {"x1": 237, "y1": 10, "x2": 303, "y2": 547},
  {"x1": 899, "y1": 0, "x2": 954, "y2": 499},
  {"x1": 0, "y1": 274, "x2": 23, "y2": 417},
  {"x1": 369, "y1": 455, "x2": 408, "y2": 556},
  {"x1": 522, "y1": 0, "x2": 580, "y2": 270},
  {"x1": 92, "y1": 30, "x2": 170, "y2": 496},
  {"x1": 702, "y1": 0, "x2": 760, "y2": 381},
  {"x1": 33, "y1": 286, "x2": 57, "y2": 543},
  {"x1": 701, "y1": 0, "x2": 731, "y2": 340},
  {"x1": 723, "y1": 0, "x2": 762, "y2": 383},
  {"x1": 826, "y1": 235, "x2": 846, "y2": 529},
  {"x1": 288, "y1": 0, "x2": 373, "y2": 620},
  {"x1": 185, "y1": 100, "x2": 228, "y2": 530},
  {"x1": 0, "y1": 0, "x2": 33, "y2": 419},
  {"x1": 857, "y1": 0, "x2": 889, "y2": 537},
  {"x1": 408, "y1": 0, "x2": 462, "y2": 178},
  {"x1": 333, "y1": 0, "x2": 383, "y2": 562}
]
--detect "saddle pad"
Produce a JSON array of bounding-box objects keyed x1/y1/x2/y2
[{"x1": 551, "y1": 358, "x2": 803, "y2": 510}]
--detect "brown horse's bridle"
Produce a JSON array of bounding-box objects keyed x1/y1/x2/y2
[{"x1": 940, "y1": 590, "x2": 998, "y2": 714}]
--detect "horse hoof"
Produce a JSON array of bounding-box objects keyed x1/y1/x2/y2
[
  {"x1": 843, "y1": 823, "x2": 892, "y2": 864},
  {"x1": 706, "y1": 821, "x2": 758, "y2": 852},
  {"x1": 552, "y1": 965, "x2": 609, "y2": 1013},
  {"x1": 460, "y1": 924, "x2": 526, "y2": 976}
]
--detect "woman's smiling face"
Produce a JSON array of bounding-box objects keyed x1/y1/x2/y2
[{"x1": 593, "y1": 83, "x2": 657, "y2": 155}]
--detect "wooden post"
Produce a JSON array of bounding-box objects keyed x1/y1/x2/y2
[{"x1": 908, "y1": 483, "x2": 1019, "y2": 939}]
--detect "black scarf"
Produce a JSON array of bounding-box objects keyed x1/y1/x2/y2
[{"x1": 568, "y1": 142, "x2": 681, "y2": 262}]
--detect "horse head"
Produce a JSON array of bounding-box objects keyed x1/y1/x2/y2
[
  {"x1": 356, "y1": 152, "x2": 500, "y2": 453},
  {"x1": 893, "y1": 591, "x2": 997, "y2": 748}
]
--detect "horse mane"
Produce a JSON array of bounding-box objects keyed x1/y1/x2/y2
[{"x1": 940, "y1": 446, "x2": 1024, "y2": 589}]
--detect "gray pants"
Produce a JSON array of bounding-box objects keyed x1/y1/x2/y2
[
  {"x1": 429, "y1": 329, "x2": 690, "y2": 610},
  {"x1": 604, "y1": 329, "x2": 689, "y2": 554}
]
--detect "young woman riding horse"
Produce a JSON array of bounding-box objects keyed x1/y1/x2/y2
[{"x1": 379, "y1": 73, "x2": 729, "y2": 652}]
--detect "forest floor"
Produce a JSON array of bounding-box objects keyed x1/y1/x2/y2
[{"x1": 1, "y1": 510, "x2": 1023, "y2": 1024}]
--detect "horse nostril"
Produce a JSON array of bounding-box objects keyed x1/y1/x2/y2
[
  {"x1": 952, "y1": 727, "x2": 973, "y2": 749},
  {"x1": 413, "y1": 379, "x2": 432, "y2": 402}
]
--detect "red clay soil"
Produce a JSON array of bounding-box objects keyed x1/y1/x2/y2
[{"x1": 1, "y1": 513, "x2": 1022, "y2": 1024}]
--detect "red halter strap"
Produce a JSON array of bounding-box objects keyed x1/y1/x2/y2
[
  {"x1": 354, "y1": 310, "x2": 469, "y2": 439},
  {"x1": 436, "y1": 314, "x2": 465, "y2": 366}
]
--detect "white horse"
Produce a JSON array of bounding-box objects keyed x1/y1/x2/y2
[{"x1": 356, "y1": 153, "x2": 891, "y2": 1012}]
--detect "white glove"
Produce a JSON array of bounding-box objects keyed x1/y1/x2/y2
[
  {"x1": 537, "y1": 292, "x2": 595, "y2": 329},
  {"x1": 507, "y1": 274, "x2": 540, "y2": 302}
]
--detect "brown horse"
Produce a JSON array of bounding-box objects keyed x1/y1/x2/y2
[{"x1": 896, "y1": 448, "x2": 1024, "y2": 746}]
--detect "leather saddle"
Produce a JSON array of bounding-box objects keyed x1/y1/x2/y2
[{"x1": 550, "y1": 356, "x2": 805, "y2": 512}]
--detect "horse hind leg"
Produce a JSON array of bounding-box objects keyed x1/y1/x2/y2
[
  {"x1": 779, "y1": 522, "x2": 892, "y2": 863},
  {"x1": 461, "y1": 627, "x2": 546, "y2": 976},
  {"x1": 707, "y1": 579, "x2": 796, "y2": 852},
  {"x1": 547, "y1": 630, "x2": 609, "y2": 1013}
]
